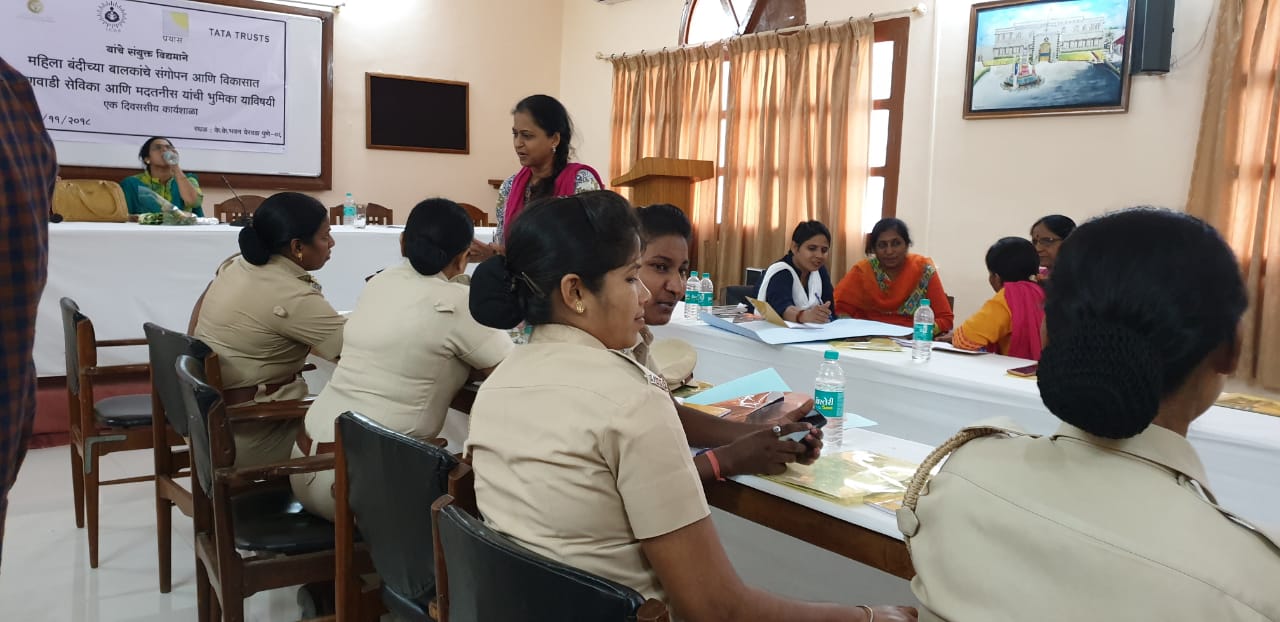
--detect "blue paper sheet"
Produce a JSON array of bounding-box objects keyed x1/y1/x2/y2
[
  {"x1": 836, "y1": 413, "x2": 879, "y2": 429},
  {"x1": 700, "y1": 313, "x2": 911, "y2": 345},
  {"x1": 685, "y1": 368, "x2": 791, "y2": 405}
]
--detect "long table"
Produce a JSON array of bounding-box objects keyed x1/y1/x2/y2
[
  {"x1": 653, "y1": 315, "x2": 1280, "y2": 529},
  {"x1": 35, "y1": 222, "x2": 495, "y2": 377}
]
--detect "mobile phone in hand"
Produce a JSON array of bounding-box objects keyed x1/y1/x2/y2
[{"x1": 780, "y1": 410, "x2": 829, "y2": 442}]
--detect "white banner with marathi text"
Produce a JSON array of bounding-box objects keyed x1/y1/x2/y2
[{"x1": 2, "y1": 0, "x2": 286, "y2": 153}]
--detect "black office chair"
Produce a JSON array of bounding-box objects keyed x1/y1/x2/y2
[
  {"x1": 175, "y1": 354, "x2": 343, "y2": 622},
  {"x1": 431, "y1": 496, "x2": 669, "y2": 622},
  {"x1": 143, "y1": 322, "x2": 210, "y2": 593},
  {"x1": 333, "y1": 411, "x2": 457, "y2": 621},
  {"x1": 723, "y1": 267, "x2": 766, "y2": 308}
]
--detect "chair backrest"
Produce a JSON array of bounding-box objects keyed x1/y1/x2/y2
[
  {"x1": 144, "y1": 323, "x2": 211, "y2": 437},
  {"x1": 175, "y1": 353, "x2": 223, "y2": 495},
  {"x1": 53, "y1": 179, "x2": 129, "y2": 222},
  {"x1": 436, "y1": 503, "x2": 653, "y2": 622},
  {"x1": 213, "y1": 195, "x2": 266, "y2": 224},
  {"x1": 329, "y1": 202, "x2": 394, "y2": 226},
  {"x1": 457, "y1": 203, "x2": 489, "y2": 227},
  {"x1": 337, "y1": 412, "x2": 457, "y2": 611},
  {"x1": 59, "y1": 297, "x2": 87, "y2": 395}
]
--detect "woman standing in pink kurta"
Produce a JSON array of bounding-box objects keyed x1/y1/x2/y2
[{"x1": 471, "y1": 94, "x2": 603, "y2": 260}]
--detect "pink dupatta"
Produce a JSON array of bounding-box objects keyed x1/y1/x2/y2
[
  {"x1": 1003, "y1": 280, "x2": 1046, "y2": 361},
  {"x1": 503, "y1": 163, "x2": 603, "y2": 243}
]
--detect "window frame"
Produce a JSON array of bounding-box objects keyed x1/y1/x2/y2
[{"x1": 871, "y1": 17, "x2": 910, "y2": 220}]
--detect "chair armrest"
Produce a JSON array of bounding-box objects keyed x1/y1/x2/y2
[
  {"x1": 84, "y1": 363, "x2": 150, "y2": 377},
  {"x1": 217, "y1": 453, "x2": 335, "y2": 490},
  {"x1": 225, "y1": 399, "x2": 312, "y2": 423},
  {"x1": 97, "y1": 338, "x2": 148, "y2": 348}
]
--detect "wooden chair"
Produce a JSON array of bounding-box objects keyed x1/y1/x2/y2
[
  {"x1": 328, "y1": 203, "x2": 393, "y2": 226},
  {"x1": 144, "y1": 322, "x2": 211, "y2": 593},
  {"x1": 456, "y1": 203, "x2": 489, "y2": 227},
  {"x1": 213, "y1": 195, "x2": 266, "y2": 224},
  {"x1": 430, "y1": 489, "x2": 669, "y2": 622},
  {"x1": 60, "y1": 297, "x2": 158, "y2": 569},
  {"x1": 174, "y1": 353, "x2": 362, "y2": 622},
  {"x1": 333, "y1": 412, "x2": 455, "y2": 621}
]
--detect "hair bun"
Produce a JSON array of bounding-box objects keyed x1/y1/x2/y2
[
  {"x1": 407, "y1": 243, "x2": 451, "y2": 276},
  {"x1": 237, "y1": 223, "x2": 269, "y2": 265},
  {"x1": 468, "y1": 255, "x2": 524, "y2": 330},
  {"x1": 1037, "y1": 320, "x2": 1163, "y2": 439}
]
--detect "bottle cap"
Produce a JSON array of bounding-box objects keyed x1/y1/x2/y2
[
  {"x1": 824, "y1": 350, "x2": 839, "y2": 361},
  {"x1": 920, "y1": 299, "x2": 931, "y2": 307},
  {"x1": 703, "y1": 272, "x2": 710, "y2": 278}
]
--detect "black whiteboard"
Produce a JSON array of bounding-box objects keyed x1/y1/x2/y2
[{"x1": 366, "y1": 72, "x2": 468, "y2": 154}]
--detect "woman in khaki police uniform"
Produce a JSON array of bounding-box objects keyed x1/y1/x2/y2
[
  {"x1": 465, "y1": 191, "x2": 916, "y2": 622},
  {"x1": 194, "y1": 192, "x2": 344, "y2": 467},
  {"x1": 632, "y1": 203, "x2": 823, "y2": 482},
  {"x1": 902, "y1": 208, "x2": 1280, "y2": 621},
  {"x1": 291, "y1": 198, "x2": 512, "y2": 520}
]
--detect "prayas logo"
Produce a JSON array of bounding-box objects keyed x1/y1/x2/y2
[
  {"x1": 98, "y1": 1, "x2": 126, "y2": 31},
  {"x1": 27, "y1": 0, "x2": 43, "y2": 14},
  {"x1": 163, "y1": 10, "x2": 188, "y2": 43}
]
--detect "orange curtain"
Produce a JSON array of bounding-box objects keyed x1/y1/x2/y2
[
  {"x1": 609, "y1": 47, "x2": 722, "y2": 267},
  {"x1": 1187, "y1": 0, "x2": 1280, "y2": 389},
  {"x1": 716, "y1": 20, "x2": 872, "y2": 288}
]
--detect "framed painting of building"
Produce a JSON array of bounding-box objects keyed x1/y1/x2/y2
[{"x1": 963, "y1": 0, "x2": 1137, "y2": 119}]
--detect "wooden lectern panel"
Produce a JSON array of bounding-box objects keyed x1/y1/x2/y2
[{"x1": 611, "y1": 157, "x2": 714, "y2": 220}]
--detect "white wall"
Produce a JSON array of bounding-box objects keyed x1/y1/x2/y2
[
  {"x1": 559, "y1": 0, "x2": 1217, "y2": 318},
  {"x1": 201, "y1": 0, "x2": 566, "y2": 219}
]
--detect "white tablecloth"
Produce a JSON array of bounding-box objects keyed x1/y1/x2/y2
[
  {"x1": 36, "y1": 222, "x2": 495, "y2": 377},
  {"x1": 653, "y1": 313, "x2": 1280, "y2": 527}
]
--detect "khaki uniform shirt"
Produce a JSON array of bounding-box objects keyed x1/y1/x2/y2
[
  {"x1": 905, "y1": 421, "x2": 1280, "y2": 622},
  {"x1": 465, "y1": 323, "x2": 709, "y2": 604},
  {"x1": 195, "y1": 255, "x2": 345, "y2": 391},
  {"x1": 303, "y1": 262, "x2": 512, "y2": 443}
]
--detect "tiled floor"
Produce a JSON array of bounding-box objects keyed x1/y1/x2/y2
[
  {"x1": 1, "y1": 447, "x2": 300, "y2": 622},
  {"x1": 1, "y1": 445, "x2": 916, "y2": 621}
]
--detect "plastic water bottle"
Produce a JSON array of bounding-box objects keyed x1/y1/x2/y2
[
  {"x1": 343, "y1": 193, "x2": 356, "y2": 225},
  {"x1": 684, "y1": 272, "x2": 701, "y2": 320},
  {"x1": 814, "y1": 350, "x2": 845, "y2": 419},
  {"x1": 699, "y1": 272, "x2": 714, "y2": 315},
  {"x1": 912, "y1": 299, "x2": 935, "y2": 363},
  {"x1": 354, "y1": 201, "x2": 367, "y2": 229}
]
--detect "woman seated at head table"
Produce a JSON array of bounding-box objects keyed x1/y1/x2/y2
[
  {"x1": 1030, "y1": 213, "x2": 1076, "y2": 281},
  {"x1": 756, "y1": 220, "x2": 836, "y2": 323},
  {"x1": 290, "y1": 198, "x2": 513, "y2": 521},
  {"x1": 632, "y1": 203, "x2": 822, "y2": 483},
  {"x1": 465, "y1": 191, "x2": 917, "y2": 622},
  {"x1": 833, "y1": 217, "x2": 954, "y2": 332},
  {"x1": 193, "y1": 192, "x2": 343, "y2": 467},
  {"x1": 942, "y1": 237, "x2": 1045, "y2": 359},
  {"x1": 120, "y1": 136, "x2": 204, "y2": 216},
  {"x1": 469, "y1": 94, "x2": 602, "y2": 260},
  {"x1": 903, "y1": 208, "x2": 1280, "y2": 621}
]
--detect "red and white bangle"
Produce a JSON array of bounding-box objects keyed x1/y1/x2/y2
[{"x1": 705, "y1": 449, "x2": 726, "y2": 481}]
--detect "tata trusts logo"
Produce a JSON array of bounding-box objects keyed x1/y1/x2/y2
[{"x1": 97, "y1": 1, "x2": 126, "y2": 31}]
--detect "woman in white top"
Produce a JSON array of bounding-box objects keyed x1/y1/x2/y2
[
  {"x1": 756, "y1": 221, "x2": 835, "y2": 323},
  {"x1": 291, "y1": 198, "x2": 513, "y2": 521}
]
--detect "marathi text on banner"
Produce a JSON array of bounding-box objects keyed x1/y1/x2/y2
[{"x1": 2, "y1": 0, "x2": 287, "y2": 154}]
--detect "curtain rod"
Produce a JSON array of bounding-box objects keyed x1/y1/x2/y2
[{"x1": 594, "y1": 2, "x2": 927, "y2": 61}]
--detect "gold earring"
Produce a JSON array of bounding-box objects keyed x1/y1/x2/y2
[
  {"x1": 575, "y1": 300, "x2": 585, "y2": 314},
  {"x1": 295, "y1": 252, "x2": 303, "y2": 260}
]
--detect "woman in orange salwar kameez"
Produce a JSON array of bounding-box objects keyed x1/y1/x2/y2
[{"x1": 833, "y1": 218, "x2": 954, "y2": 333}]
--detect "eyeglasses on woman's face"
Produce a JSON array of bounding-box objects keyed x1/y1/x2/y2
[{"x1": 1032, "y1": 236, "x2": 1062, "y2": 248}]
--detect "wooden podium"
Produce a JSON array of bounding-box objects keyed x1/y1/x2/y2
[{"x1": 611, "y1": 157, "x2": 714, "y2": 220}]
